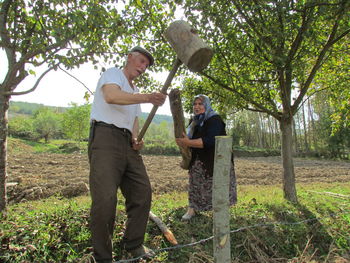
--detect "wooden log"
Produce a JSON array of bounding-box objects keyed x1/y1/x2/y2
[
  {"x1": 149, "y1": 211, "x2": 178, "y2": 245},
  {"x1": 164, "y1": 20, "x2": 213, "y2": 72},
  {"x1": 213, "y1": 136, "x2": 232, "y2": 263},
  {"x1": 169, "y1": 89, "x2": 191, "y2": 170}
]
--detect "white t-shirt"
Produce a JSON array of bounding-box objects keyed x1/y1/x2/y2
[{"x1": 90, "y1": 67, "x2": 141, "y2": 132}]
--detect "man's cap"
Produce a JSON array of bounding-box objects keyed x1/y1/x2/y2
[{"x1": 130, "y1": 46, "x2": 154, "y2": 66}]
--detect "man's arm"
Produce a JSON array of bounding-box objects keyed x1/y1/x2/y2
[{"x1": 102, "y1": 84, "x2": 165, "y2": 106}]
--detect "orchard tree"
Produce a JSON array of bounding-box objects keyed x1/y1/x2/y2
[
  {"x1": 8, "y1": 115, "x2": 35, "y2": 139},
  {"x1": 180, "y1": 0, "x2": 350, "y2": 202},
  {"x1": 33, "y1": 107, "x2": 61, "y2": 143},
  {"x1": 62, "y1": 103, "x2": 91, "y2": 142},
  {"x1": 0, "y1": 0, "x2": 176, "y2": 211}
]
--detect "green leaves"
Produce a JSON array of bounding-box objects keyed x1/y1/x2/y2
[
  {"x1": 136, "y1": 0, "x2": 143, "y2": 8},
  {"x1": 62, "y1": 103, "x2": 91, "y2": 142},
  {"x1": 2, "y1": 0, "x2": 176, "y2": 96},
  {"x1": 178, "y1": 0, "x2": 349, "y2": 120}
]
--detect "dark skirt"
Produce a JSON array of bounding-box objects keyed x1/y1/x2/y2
[{"x1": 188, "y1": 158, "x2": 237, "y2": 211}]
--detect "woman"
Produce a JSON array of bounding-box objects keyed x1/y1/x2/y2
[{"x1": 176, "y1": 94, "x2": 237, "y2": 220}]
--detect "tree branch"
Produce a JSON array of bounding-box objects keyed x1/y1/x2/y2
[
  {"x1": 285, "y1": 7, "x2": 311, "y2": 66},
  {"x1": 292, "y1": 2, "x2": 349, "y2": 112},
  {"x1": 299, "y1": 2, "x2": 344, "y2": 11},
  {"x1": 4, "y1": 65, "x2": 57, "y2": 96},
  {"x1": 329, "y1": 28, "x2": 350, "y2": 46},
  {"x1": 228, "y1": 6, "x2": 274, "y2": 64},
  {"x1": 233, "y1": 2, "x2": 274, "y2": 49},
  {"x1": 295, "y1": 86, "x2": 330, "y2": 113},
  {"x1": 0, "y1": 0, "x2": 15, "y2": 68},
  {"x1": 58, "y1": 65, "x2": 93, "y2": 95},
  {"x1": 275, "y1": 0, "x2": 285, "y2": 53},
  {"x1": 200, "y1": 71, "x2": 280, "y2": 119}
]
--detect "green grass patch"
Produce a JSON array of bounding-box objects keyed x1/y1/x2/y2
[
  {"x1": 1, "y1": 184, "x2": 349, "y2": 262},
  {"x1": 233, "y1": 145, "x2": 280, "y2": 157},
  {"x1": 8, "y1": 137, "x2": 88, "y2": 154}
]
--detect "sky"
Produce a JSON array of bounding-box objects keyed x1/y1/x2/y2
[{"x1": 2, "y1": 55, "x2": 173, "y2": 116}]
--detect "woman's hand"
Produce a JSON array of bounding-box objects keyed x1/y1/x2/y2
[{"x1": 175, "y1": 132, "x2": 190, "y2": 148}]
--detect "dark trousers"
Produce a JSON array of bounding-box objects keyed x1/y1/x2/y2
[{"x1": 88, "y1": 123, "x2": 152, "y2": 261}]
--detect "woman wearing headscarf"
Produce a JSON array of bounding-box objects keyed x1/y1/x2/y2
[{"x1": 175, "y1": 94, "x2": 237, "y2": 220}]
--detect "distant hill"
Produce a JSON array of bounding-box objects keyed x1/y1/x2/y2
[
  {"x1": 140, "y1": 112, "x2": 173, "y2": 124},
  {"x1": 9, "y1": 101, "x2": 66, "y2": 116},
  {"x1": 9, "y1": 101, "x2": 173, "y2": 124}
]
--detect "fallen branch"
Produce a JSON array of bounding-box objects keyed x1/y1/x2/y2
[{"x1": 149, "y1": 211, "x2": 178, "y2": 245}]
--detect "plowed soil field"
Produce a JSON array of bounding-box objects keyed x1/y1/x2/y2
[{"x1": 7, "y1": 148, "x2": 350, "y2": 204}]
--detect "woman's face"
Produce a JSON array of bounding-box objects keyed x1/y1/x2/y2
[{"x1": 193, "y1": 98, "x2": 206, "y2": 115}]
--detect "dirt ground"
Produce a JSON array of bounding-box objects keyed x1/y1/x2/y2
[{"x1": 7, "y1": 149, "x2": 350, "y2": 204}]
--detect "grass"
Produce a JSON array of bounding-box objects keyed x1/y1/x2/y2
[
  {"x1": 1, "y1": 184, "x2": 349, "y2": 263},
  {"x1": 8, "y1": 137, "x2": 87, "y2": 154},
  {"x1": 4, "y1": 138, "x2": 350, "y2": 261}
]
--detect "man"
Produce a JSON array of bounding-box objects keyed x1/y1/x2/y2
[{"x1": 88, "y1": 46, "x2": 166, "y2": 263}]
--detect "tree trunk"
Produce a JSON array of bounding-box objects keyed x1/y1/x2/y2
[
  {"x1": 280, "y1": 118, "x2": 298, "y2": 203},
  {"x1": 0, "y1": 95, "x2": 10, "y2": 212},
  {"x1": 257, "y1": 112, "x2": 263, "y2": 148},
  {"x1": 308, "y1": 99, "x2": 318, "y2": 151},
  {"x1": 302, "y1": 103, "x2": 309, "y2": 153},
  {"x1": 292, "y1": 118, "x2": 298, "y2": 154},
  {"x1": 274, "y1": 118, "x2": 280, "y2": 149}
]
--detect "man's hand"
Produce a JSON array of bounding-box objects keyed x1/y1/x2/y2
[
  {"x1": 148, "y1": 92, "x2": 166, "y2": 106},
  {"x1": 132, "y1": 138, "x2": 144, "y2": 150}
]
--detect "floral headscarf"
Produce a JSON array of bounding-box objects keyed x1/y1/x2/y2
[{"x1": 187, "y1": 94, "x2": 218, "y2": 138}]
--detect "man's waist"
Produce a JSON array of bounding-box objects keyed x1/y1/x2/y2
[{"x1": 92, "y1": 120, "x2": 131, "y2": 135}]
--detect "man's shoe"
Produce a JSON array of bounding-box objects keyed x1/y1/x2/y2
[{"x1": 127, "y1": 245, "x2": 155, "y2": 259}]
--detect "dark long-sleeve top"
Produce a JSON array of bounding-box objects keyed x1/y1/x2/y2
[{"x1": 190, "y1": 115, "x2": 226, "y2": 176}]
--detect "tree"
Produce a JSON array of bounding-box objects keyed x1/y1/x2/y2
[
  {"x1": 62, "y1": 103, "x2": 91, "y2": 142},
  {"x1": 180, "y1": 0, "x2": 350, "y2": 201},
  {"x1": 0, "y1": 0, "x2": 176, "y2": 211},
  {"x1": 32, "y1": 107, "x2": 61, "y2": 143},
  {"x1": 8, "y1": 115, "x2": 36, "y2": 139}
]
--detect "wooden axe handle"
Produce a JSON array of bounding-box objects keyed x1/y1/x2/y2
[{"x1": 137, "y1": 58, "x2": 182, "y2": 142}]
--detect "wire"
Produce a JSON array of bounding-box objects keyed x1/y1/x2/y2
[{"x1": 113, "y1": 211, "x2": 349, "y2": 263}]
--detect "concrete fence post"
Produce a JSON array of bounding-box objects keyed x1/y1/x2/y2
[{"x1": 213, "y1": 136, "x2": 232, "y2": 263}]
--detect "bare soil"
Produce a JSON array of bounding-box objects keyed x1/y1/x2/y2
[{"x1": 7, "y1": 147, "x2": 350, "y2": 204}]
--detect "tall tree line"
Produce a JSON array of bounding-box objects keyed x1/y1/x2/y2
[{"x1": 227, "y1": 90, "x2": 349, "y2": 160}]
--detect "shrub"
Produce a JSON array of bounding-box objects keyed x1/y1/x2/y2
[{"x1": 142, "y1": 141, "x2": 180, "y2": 155}]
